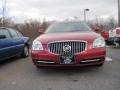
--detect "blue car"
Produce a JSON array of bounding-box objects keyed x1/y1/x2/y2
[{"x1": 0, "y1": 27, "x2": 30, "y2": 61}]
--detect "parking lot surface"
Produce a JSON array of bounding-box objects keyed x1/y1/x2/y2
[{"x1": 0, "y1": 47, "x2": 120, "y2": 90}]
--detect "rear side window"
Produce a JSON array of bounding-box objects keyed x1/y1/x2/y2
[
  {"x1": 16, "y1": 30, "x2": 23, "y2": 37},
  {"x1": 9, "y1": 29, "x2": 19, "y2": 38},
  {"x1": 0, "y1": 29, "x2": 11, "y2": 38}
]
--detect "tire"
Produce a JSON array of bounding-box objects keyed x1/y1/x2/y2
[
  {"x1": 36, "y1": 65, "x2": 45, "y2": 69},
  {"x1": 21, "y1": 46, "x2": 29, "y2": 57},
  {"x1": 36, "y1": 66, "x2": 40, "y2": 68},
  {"x1": 96, "y1": 63, "x2": 104, "y2": 67}
]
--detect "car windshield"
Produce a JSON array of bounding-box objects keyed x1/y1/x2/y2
[{"x1": 45, "y1": 22, "x2": 91, "y2": 33}]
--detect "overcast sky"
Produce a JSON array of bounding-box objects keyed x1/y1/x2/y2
[{"x1": 0, "y1": 0, "x2": 118, "y2": 23}]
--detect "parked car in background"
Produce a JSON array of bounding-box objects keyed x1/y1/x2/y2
[
  {"x1": 101, "y1": 27, "x2": 120, "y2": 46},
  {"x1": 0, "y1": 27, "x2": 30, "y2": 61},
  {"x1": 31, "y1": 21, "x2": 106, "y2": 68}
]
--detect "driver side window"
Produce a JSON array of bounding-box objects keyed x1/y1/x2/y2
[
  {"x1": 0, "y1": 29, "x2": 11, "y2": 38},
  {"x1": 9, "y1": 29, "x2": 19, "y2": 38}
]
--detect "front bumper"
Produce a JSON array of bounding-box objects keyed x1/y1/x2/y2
[{"x1": 31, "y1": 48, "x2": 106, "y2": 67}]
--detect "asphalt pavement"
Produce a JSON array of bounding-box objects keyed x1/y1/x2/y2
[{"x1": 0, "y1": 47, "x2": 120, "y2": 90}]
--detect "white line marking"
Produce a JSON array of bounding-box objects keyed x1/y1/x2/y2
[{"x1": 105, "y1": 57, "x2": 112, "y2": 61}]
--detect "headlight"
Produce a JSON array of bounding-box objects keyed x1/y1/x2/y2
[
  {"x1": 32, "y1": 40, "x2": 43, "y2": 50},
  {"x1": 93, "y1": 37, "x2": 105, "y2": 48}
]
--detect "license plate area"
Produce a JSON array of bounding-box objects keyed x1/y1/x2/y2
[{"x1": 60, "y1": 55, "x2": 76, "y2": 64}]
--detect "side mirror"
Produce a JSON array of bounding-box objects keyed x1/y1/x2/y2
[
  {"x1": 0, "y1": 35, "x2": 6, "y2": 39},
  {"x1": 38, "y1": 28, "x2": 44, "y2": 35}
]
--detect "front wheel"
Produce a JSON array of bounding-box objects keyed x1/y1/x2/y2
[
  {"x1": 21, "y1": 46, "x2": 29, "y2": 57},
  {"x1": 96, "y1": 63, "x2": 104, "y2": 67}
]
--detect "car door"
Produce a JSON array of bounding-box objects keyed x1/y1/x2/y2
[
  {"x1": 0, "y1": 28, "x2": 15, "y2": 60},
  {"x1": 8, "y1": 29, "x2": 24, "y2": 55}
]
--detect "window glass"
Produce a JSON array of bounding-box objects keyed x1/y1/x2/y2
[
  {"x1": 45, "y1": 22, "x2": 91, "y2": 33},
  {"x1": 0, "y1": 29, "x2": 11, "y2": 38},
  {"x1": 9, "y1": 29, "x2": 19, "y2": 38},
  {"x1": 16, "y1": 30, "x2": 23, "y2": 37}
]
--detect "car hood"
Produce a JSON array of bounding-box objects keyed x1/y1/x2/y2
[{"x1": 36, "y1": 31, "x2": 101, "y2": 44}]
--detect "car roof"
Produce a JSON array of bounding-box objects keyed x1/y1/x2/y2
[
  {"x1": 54, "y1": 21, "x2": 84, "y2": 23},
  {"x1": 51, "y1": 21, "x2": 86, "y2": 26},
  {"x1": 0, "y1": 27, "x2": 16, "y2": 31},
  {"x1": 0, "y1": 27, "x2": 9, "y2": 29}
]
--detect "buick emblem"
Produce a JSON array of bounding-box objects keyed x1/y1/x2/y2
[{"x1": 63, "y1": 45, "x2": 71, "y2": 52}]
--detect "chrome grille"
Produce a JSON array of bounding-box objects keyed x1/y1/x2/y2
[{"x1": 48, "y1": 41, "x2": 86, "y2": 55}]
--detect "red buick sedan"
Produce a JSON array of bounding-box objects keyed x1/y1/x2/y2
[{"x1": 31, "y1": 22, "x2": 106, "y2": 68}]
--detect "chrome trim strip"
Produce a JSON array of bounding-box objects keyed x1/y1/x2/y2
[
  {"x1": 81, "y1": 59, "x2": 100, "y2": 63},
  {"x1": 0, "y1": 44, "x2": 24, "y2": 51},
  {"x1": 37, "y1": 61, "x2": 55, "y2": 64}
]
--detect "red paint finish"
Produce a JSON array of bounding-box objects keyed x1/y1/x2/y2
[
  {"x1": 36, "y1": 32, "x2": 100, "y2": 44},
  {"x1": 31, "y1": 22, "x2": 106, "y2": 67},
  {"x1": 116, "y1": 29, "x2": 120, "y2": 35},
  {"x1": 31, "y1": 32, "x2": 106, "y2": 67},
  {"x1": 32, "y1": 48, "x2": 105, "y2": 66}
]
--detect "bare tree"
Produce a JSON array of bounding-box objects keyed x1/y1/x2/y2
[{"x1": 1, "y1": 0, "x2": 7, "y2": 26}]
